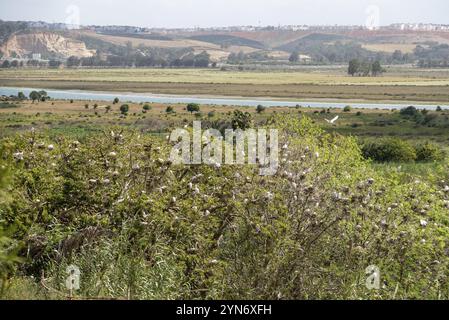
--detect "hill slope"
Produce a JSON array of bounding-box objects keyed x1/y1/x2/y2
[{"x1": 0, "y1": 31, "x2": 95, "y2": 59}]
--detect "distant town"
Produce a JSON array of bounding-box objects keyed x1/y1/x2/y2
[{"x1": 22, "y1": 20, "x2": 449, "y2": 33}]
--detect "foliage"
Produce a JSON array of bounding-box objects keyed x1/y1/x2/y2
[
  {"x1": 289, "y1": 51, "x2": 299, "y2": 63},
  {"x1": 29, "y1": 91, "x2": 41, "y2": 103},
  {"x1": 231, "y1": 110, "x2": 253, "y2": 130},
  {"x1": 120, "y1": 104, "x2": 129, "y2": 115},
  {"x1": 348, "y1": 59, "x2": 384, "y2": 76},
  {"x1": 362, "y1": 138, "x2": 417, "y2": 162},
  {"x1": 400, "y1": 106, "x2": 419, "y2": 117},
  {"x1": 0, "y1": 157, "x2": 22, "y2": 296},
  {"x1": 0, "y1": 115, "x2": 449, "y2": 299},
  {"x1": 166, "y1": 106, "x2": 174, "y2": 113},
  {"x1": 186, "y1": 103, "x2": 200, "y2": 114},
  {"x1": 415, "y1": 142, "x2": 445, "y2": 162},
  {"x1": 256, "y1": 105, "x2": 266, "y2": 114}
]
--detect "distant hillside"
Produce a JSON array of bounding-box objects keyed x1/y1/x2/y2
[
  {"x1": 0, "y1": 20, "x2": 28, "y2": 45},
  {"x1": 188, "y1": 34, "x2": 266, "y2": 49},
  {"x1": 99, "y1": 32, "x2": 173, "y2": 41},
  {"x1": 0, "y1": 31, "x2": 95, "y2": 59},
  {"x1": 277, "y1": 33, "x2": 351, "y2": 52},
  {"x1": 1, "y1": 20, "x2": 449, "y2": 66}
]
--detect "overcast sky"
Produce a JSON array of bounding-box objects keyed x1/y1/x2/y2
[{"x1": 0, "y1": 0, "x2": 448, "y2": 28}]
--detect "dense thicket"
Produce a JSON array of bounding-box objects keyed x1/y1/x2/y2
[{"x1": 1, "y1": 115, "x2": 449, "y2": 299}]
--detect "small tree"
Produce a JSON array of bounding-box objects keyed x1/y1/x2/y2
[
  {"x1": 29, "y1": 91, "x2": 41, "y2": 103},
  {"x1": 256, "y1": 105, "x2": 266, "y2": 114},
  {"x1": 1, "y1": 60, "x2": 10, "y2": 68},
  {"x1": 371, "y1": 61, "x2": 383, "y2": 76},
  {"x1": 105, "y1": 105, "x2": 111, "y2": 113},
  {"x1": 343, "y1": 105, "x2": 352, "y2": 112},
  {"x1": 143, "y1": 104, "x2": 151, "y2": 112},
  {"x1": 400, "y1": 106, "x2": 419, "y2": 117},
  {"x1": 17, "y1": 92, "x2": 26, "y2": 100},
  {"x1": 348, "y1": 59, "x2": 360, "y2": 76},
  {"x1": 120, "y1": 104, "x2": 129, "y2": 115},
  {"x1": 187, "y1": 103, "x2": 200, "y2": 113},
  {"x1": 289, "y1": 51, "x2": 299, "y2": 63},
  {"x1": 38, "y1": 90, "x2": 48, "y2": 102},
  {"x1": 113, "y1": 98, "x2": 120, "y2": 105},
  {"x1": 166, "y1": 106, "x2": 174, "y2": 113}
]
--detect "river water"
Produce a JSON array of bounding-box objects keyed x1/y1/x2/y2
[{"x1": 1, "y1": 86, "x2": 447, "y2": 110}]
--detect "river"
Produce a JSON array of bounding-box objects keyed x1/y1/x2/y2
[{"x1": 1, "y1": 86, "x2": 447, "y2": 110}]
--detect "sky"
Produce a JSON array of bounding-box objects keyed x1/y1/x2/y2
[{"x1": 0, "y1": 0, "x2": 448, "y2": 28}]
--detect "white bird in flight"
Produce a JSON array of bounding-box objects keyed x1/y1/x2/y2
[{"x1": 325, "y1": 116, "x2": 339, "y2": 125}]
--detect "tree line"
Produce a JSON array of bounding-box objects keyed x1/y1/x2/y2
[{"x1": 348, "y1": 59, "x2": 385, "y2": 76}]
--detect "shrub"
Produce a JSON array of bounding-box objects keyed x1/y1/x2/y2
[
  {"x1": 143, "y1": 104, "x2": 151, "y2": 111},
  {"x1": 120, "y1": 104, "x2": 129, "y2": 115},
  {"x1": 400, "y1": 106, "x2": 419, "y2": 117},
  {"x1": 1, "y1": 116, "x2": 449, "y2": 300},
  {"x1": 187, "y1": 103, "x2": 200, "y2": 113},
  {"x1": 415, "y1": 142, "x2": 445, "y2": 162},
  {"x1": 362, "y1": 138, "x2": 417, "y2": 162},
  {"x1": 343, "y1": 106, "x2": 351, "y2": 112},
  {"x1": 166, "y1": 106, "x2": 174, "y2": 113},
  {"x1": 256, "y1": 105, "x2": 266, "y2": 113},
  {"x1": 231, "y1": 110, "x2": 252, "y2": 130}
]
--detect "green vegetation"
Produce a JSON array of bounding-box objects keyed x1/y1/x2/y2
[
  {"x1": 119, "y1": 104, "x2": 129, "y2": 115},
  {"x1": 0, "y1": 103, "x2": 18, "y2": 109},
  {"x1": 348, "y1": 59, "x2": 384, "y2": 76},
  {"x1": 0, "y1": 114, "x2": 448, "y2": 299},
  {"x1": 256, "y1": 105, "x2": 266, "y2": 114},
  {"x1": 186, "y1": 103, "x2": 200, "y2": 114},
  {"x1": 362, "y1": 138, "x2": 417, "y2": 162},
  {"x1": 231, "y1": 110, "x2": 252, "y2": 130},
  {"x1": 415, "y1": 142, "x2": 445, "y2": 162}
]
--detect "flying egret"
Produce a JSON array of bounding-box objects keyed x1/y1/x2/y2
[{"x1": 325, "y1": 116, "x2": 339, "y2": 125}]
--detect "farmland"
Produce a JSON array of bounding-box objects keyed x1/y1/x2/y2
[{"x1": 2, "y1": 67, "x2": 449, "y2": 103}]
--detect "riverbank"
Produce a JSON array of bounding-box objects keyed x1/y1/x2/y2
[
  {"x1": 1, "y1": 87, "x2": 448, "y2": 110},
  {"x1": 1, "y1": 68, "x2": 449, "y2": 104}
]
